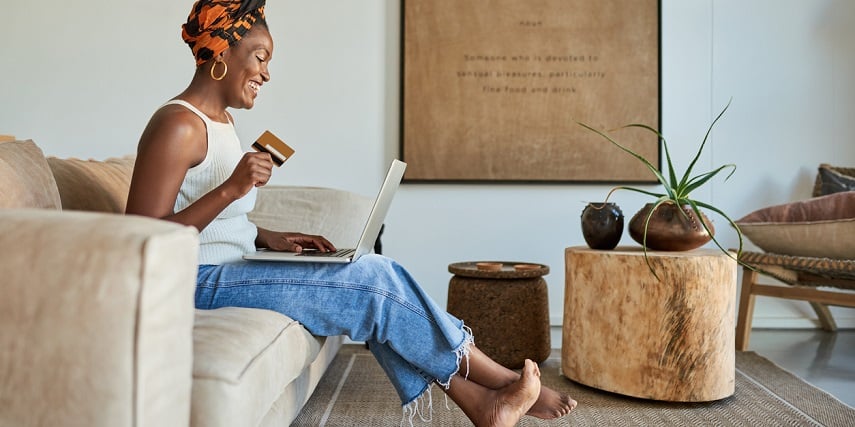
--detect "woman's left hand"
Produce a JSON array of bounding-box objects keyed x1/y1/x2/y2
[{"x1": 256, "y1": 227, "x2": 337, "y2": 253}]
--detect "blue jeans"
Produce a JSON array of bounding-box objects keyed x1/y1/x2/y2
[{"x1": 195, "y1": 254, "x2": 472, "y2": 406}]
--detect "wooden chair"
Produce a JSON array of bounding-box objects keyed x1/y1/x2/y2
[
  {"x1": 735, "y1": 164, "x2": 855, "y2": 351},
  {"x1": 735, "y1": 252, "x2": 855, "y2": 350}
]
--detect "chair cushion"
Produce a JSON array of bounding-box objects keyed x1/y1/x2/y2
[
  {"x1": 0, "y1": 140, "x2": 61, "y2": 209},
  {"x1": 191, "y1": 307, "x2": 322, "y2": 427},
  {"x1": 47, "y1": 156, "x2": 135, "y2": 213},
  {"x1": 814, "y1": 164, "x2": 855, "y2": 196},
  {"x1": 736, "y1": 192, "x2": 855, "y2": 259}
]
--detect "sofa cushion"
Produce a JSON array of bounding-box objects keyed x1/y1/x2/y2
[
  {"x1": 258, "y1": 335, "x2": 343, "y2": 426},
  {"x1": 47, "y1": 156, "x2": 135, "y2": 213},
  {"x1": 0, "y1": 140, "x2": 61, "y2": 209},
  {"x1": 191, "y1": 307, "x2": 322, "y2": 427},
  {"x1": 736, "y1": 192, "x2": 855, "y2": 259}
]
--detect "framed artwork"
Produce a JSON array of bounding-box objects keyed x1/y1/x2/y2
[{"x1": 401, "y1": 0, "x2": 661, "y2": 183}]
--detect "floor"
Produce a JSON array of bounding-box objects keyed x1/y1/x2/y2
[{"x1": 746, "y1": 328, "x2": 855, "y2": 407}]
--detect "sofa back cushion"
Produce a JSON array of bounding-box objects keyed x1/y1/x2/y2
[
  {"x1": 249, "y1": 186, "x2": 374, "y2": 249},
  {"x1": 47, "y1": 156, "x2": 136, "y2": 213},
  {"x1": 0, "y1": 140, "x2": 62, "y2": 209}
]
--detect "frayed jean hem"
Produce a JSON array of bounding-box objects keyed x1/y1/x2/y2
[{"x1": 401, "y1": 325, "x2": 474, "y2": 426}]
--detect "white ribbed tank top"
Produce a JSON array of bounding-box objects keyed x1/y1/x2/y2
[{"x1": 165, "y1": 99, "x2": 257, "y2": 265}]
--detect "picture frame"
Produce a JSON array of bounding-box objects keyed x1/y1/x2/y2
[{"x1": 400, "y1": 0, "x2": 661, "y2": 183}]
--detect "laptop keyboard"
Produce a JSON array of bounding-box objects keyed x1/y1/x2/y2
[{"x1": 296, "y1": 248, "x2": 356, "y2": 258}]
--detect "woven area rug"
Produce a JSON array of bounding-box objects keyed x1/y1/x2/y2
[{"x1": 292, "y1": 345, "x2": 855, "y2": 426}]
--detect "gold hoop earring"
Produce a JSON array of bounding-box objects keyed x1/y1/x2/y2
[{"x1": 210, "y1": 61, "x2": 228, "y2": 81}]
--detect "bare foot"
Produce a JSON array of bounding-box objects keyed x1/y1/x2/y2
[
  {"x1": 459, "y1": 345, "x2": 577, "y2": 420},
  {"x1": 485, "y1": 359, "x2": 541, "y2": 427},
  {"x1": 527, "y1": 385, "x2": 577, "y2": 419}
]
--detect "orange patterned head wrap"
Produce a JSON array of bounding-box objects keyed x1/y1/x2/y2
[{"x1": 182, "y1": 0, "x2": 267, "y2": 67}]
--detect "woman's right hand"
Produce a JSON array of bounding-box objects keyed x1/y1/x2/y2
[{"x1": 222, "y1": 151, "x2": 275, "y2": 200}]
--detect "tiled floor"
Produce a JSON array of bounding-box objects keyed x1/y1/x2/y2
[{"x1": 746, "y1": 328, "x2": 855, "y2": 407}]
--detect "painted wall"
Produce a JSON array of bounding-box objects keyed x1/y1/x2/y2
[{"x1": 2, "y1": 1, "x2": 853, "y2": 339}]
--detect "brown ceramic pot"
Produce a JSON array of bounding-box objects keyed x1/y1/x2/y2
[
  {"x1": 628, "y1": 202, "x2": 714, "y2": 251},
  {"x1": 580, "y1": 202, "x2": 624, "y2": 250}
]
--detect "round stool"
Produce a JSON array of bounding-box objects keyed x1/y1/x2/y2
[{"x1": 447, "y1": 261, "x2": 551, "y2": 369}]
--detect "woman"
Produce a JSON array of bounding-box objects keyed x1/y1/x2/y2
[{"x1": 126, "y1": 1, "x2": 576, "y2": 425}]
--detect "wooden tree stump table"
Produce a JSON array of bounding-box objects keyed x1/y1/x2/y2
[{"x1": 562, "y1": 246, "x2": 737, "y2": 402}]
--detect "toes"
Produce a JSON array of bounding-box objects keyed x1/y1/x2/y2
[{"x1": 523, "y1": 359, "x2": 540, "y2": 378}]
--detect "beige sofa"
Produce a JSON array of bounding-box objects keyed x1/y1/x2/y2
[{"x1": 0, "y1": 139, "x2": 374, "y2": 426}]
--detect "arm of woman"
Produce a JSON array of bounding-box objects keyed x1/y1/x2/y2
[{"x1": 125, "y1": 105, "x2": 273, "y2": 231}]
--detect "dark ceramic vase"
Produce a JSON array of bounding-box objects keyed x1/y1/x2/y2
[
  {"x1": 580, "y1": 202, "x2": 624, "y2": 250},
  {"x1": 628, "y1": 202, "x2": 715, "y2": 251}
]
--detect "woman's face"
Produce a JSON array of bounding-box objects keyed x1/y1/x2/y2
[{"x1": 221, "y1": 25, "x2": 273, "y2": 110}]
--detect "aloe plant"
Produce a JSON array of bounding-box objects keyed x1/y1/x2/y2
[{"x1": 578, "y1": 99, "x2": 744, "y2": 277}]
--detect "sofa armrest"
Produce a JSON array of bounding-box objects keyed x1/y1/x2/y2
[
  {"x1": 0, "y1": 210, "x2": 199, "y2": 427},
  {"x1": 250, "y1": 186, "x2": 375, "y2": 249}
]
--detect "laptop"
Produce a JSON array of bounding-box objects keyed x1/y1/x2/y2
[{"x1": 243, "y1": 159, "x2": 406, "y2": 263}]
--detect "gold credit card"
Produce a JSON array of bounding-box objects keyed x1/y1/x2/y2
[{"x1": 252, "y1": 130, "x2": 295, "y2": 167}]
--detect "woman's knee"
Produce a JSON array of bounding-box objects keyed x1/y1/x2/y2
[
  {"x1": 356, "y1": 254, "x2": 399, "y2": 275},
  {"x1": 353, "y1": 254, "x2": 415, "y2": 291}
]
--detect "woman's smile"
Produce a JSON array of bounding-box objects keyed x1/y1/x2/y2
[{"x1": 248, "y1": 80, "x2": 261, "y2": 96}]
